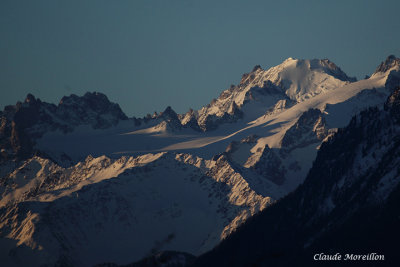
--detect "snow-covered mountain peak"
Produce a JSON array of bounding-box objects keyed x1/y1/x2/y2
[
  {"x1": 1, "y1": 55, "x2": 399, "y2": 266},
  {"x1": 24, "y1": 93, "x2": 39, "y2": 104},
  {"x1": 260, "y1": 57, "x2": 356, "y2": 101},
  {"x1": 236, "y1": 57, "x2": 355, "y2": 104},
  {"x1": 238, "y1": 65, "x2": 265, "y2": 85},
  {"x1": 0, "y1": 92, "x2": 129, "y2": 163},
  {"x1": 265, "y1": 57, "x2": 354, "y2": 80},
  {"x1": 194, "y1": 87, "x2": 400, "y2": 267},
  {"x1": 373, "y1": 55, "x2": 400, "y2": 75},
  {"x1": 0, "y1": 150, "x2": 280, "y2": 266},
  {"x1": 159, "y1": 106, "x2": 179, "y2": 120},
  {"x1": 191, "y1": 57, "x2": 356, "y2": 131},
  {"x1": 58, "y1": 92, "x2": 127, "y2": 120},
  {"x1": 251, "y1": 64, "x2": 263, "y2": 72}
]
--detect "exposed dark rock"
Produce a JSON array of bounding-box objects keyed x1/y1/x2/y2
[
  {"x1": 385, "y1": 87, "x2": 400, "y2": 122},
  {"x1": 198, "y1": 108, "x2": 243, "y2": 132},
  {"x1": 252, "y1": 65, "x2": 263, "y2": 72},
  {"x1": 375, "y1": 55, "x2": 400, "y2": 73},
  {"x1": 57, "y1": 92, "x2": 128, "y2": 129},
  {"x1": 309, "y1": 58, "x2": 357, "y2": 82},
  {"x1": 280, "y1": 108, "x2": 328, "y2": 154},
  {"x1": 180, "y1": 109, "x2": 201, "y2": 132},
  {"x1": 0, "y1": 92, "x2": 128, "y2": 163},
  {"x1": 245, "y1": 80, "x2": 283, "y2": 99},
  {"x1": 192, "y1": 88, "x2": 400, "y2": 267},
  {"x1": 239, "y1": 65, "x2": 263, "y2": 86},
  {"x1": 385, "y1": 69, "x2": 400, "y2": 92},
  {"x1": 248, "y1": 145, "x2": 286, "y2": 185},
  {"x1": 157, "y1": 106, "x2": 182, "y2": 131}
]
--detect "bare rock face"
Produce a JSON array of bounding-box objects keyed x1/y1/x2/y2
[
  {"x1": 1, "y1": 55, "x2": 399, "y2": 267},
  {"x1": 385, "y1": 69, "x2": 400, "y2": 93},
  {"x1": 0, "y1": 152, "x2": 273, "y2": 266},
  {"x1": 0, "y1": 92, "x2": 128, "y2": 162},
  {"x1": 156, "y1": 106, "x2": 183, "y2": 131},
  {"x1": 193, "y1": 78, "x2": 400, "y2": 267},
  {"x1": 374, "y1": 55, "x2": 400, "y2": 74},
  {"x1": 180, "y1": 108, "x2": 201, "y2": 132},
  {"x1": 309, "y1": 58, "x2": 357, "y2": 82},
  {"x1": 244, "y1": 145, "x2": 286, "y2": 185},
  {"x1": 199, "y1": 108, "x2": 244, "y2": 132},
  {"x1": 193, "y1": 57, "x2": 357, "y2": 132},
  {"x1": 57, "y1": 92, "x2": 128, "y2": 129},
  {"x1": 280, "y1": 108, "x2": 329, "y2": 154},
  {"x1": 264, "y1": 98, "x2": 295, "y2": 116},
  {"x1": 385, "y1": 87, "x2": 400, "y2": 122}
]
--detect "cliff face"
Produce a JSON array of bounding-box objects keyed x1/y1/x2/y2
[
  {"x1": 0, "y1": 92, "x2": 127, "y2": 162},
  {"x1": 1, "y1": 56, "x2": 399, "y2": 267},
  {"x1": 193, "y1": 88, "x2": 400, "y2": 267}
]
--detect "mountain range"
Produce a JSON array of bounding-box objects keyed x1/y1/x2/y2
[{"x1": 0, "y1": 55, "x2": 399, "y2": 266}]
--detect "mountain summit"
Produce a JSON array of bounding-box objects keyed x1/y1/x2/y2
[
  {"x1": 0, "y1": 92, "x2": 127, "y2": 162},
  {"x1": 193, "y1": 87, "x2": 400, "y2": 267},
  {"x1": 0, "y1": 55, "x2": 398, "y2": 267},
  {"x1": 251, "y1": 57, "x2": 356, "y2": 101},
  {"x1": 374, "y1": 55, "x2": 400, "y2": 74},
  {"x1": 193, "y1": 57, "x2": 356, "y2": 131}
]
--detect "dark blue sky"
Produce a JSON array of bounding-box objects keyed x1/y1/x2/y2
[{"x1": 1, "y1": 0, "x2": 399, "y2": 117}]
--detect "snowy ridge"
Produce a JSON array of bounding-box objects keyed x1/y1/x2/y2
[
  {"x1": 373, "y1": 54, "x2": 400, "y2": 75},
  {"x1": 191, "y1": 57, "x2": 355, "y2": 132},
  {"x1": 279, "y1": 108, "x2": 329, "y2": 154},
  {"x1": 0, "y1": 92, "x2": 128, "y2": 162},
  {"x1": 1, "y1": 55, "x2": 400, "y2": 267},
  {"x1": 193, "y1": 87, "x2": 400, "y2": 267},
  {"x1": 0, "y1": 151, "x2": 281, "y2": 266},
  {"x1": 27, "y1": 56, "x2": 397, "y2": 195},
  {"x1": 0, "y1": 153, "x2": 166, "y2": 207}
]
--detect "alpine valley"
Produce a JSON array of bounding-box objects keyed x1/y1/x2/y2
[{"x1": 1, "y1": 55, "x2": 399, "y2": 267}]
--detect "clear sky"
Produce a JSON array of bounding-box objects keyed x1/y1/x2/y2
[{"x1": 1, "y1": 0, "x2": 399, "y2": 117}]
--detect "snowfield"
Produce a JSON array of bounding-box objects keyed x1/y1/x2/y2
[{"x1": 1, "y1": 55, "x2": 399, "y2": 266}]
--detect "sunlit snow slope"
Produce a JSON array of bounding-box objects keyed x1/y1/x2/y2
[{"x1": 1, "y1": 55, "x2": 399, "y2": 266}]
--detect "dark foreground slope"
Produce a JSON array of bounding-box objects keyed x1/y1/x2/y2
[{"x1": 193, "y1": 87, "x2": 400, "y2": 267}]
